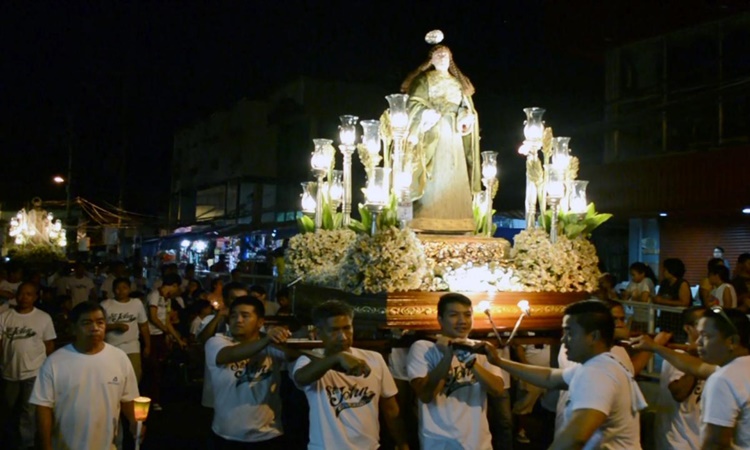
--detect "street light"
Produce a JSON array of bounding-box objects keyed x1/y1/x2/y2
[{"x1": 53, "y1": 175, "x2": 65, "y2": 184}]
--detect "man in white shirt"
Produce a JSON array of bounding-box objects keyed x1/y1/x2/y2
[
  {"x1": 486, "y1": 300, "x2": 646, "y2": 450},
  {"x1": 29, "y1": 301, "x2": 140, "y2": 450},
  {"x1": 206, "y1": 295, "x2": 291, "y2": 449},
  {"x1": 102, "y1": 277, "x2": 151, "y2": 382},
  {"x1": 0, "y1": 282, "x2": 56, "y2": 448},
  {"x1": 293, "y1": 300, "x2": 408, "y2": 450},
  {"x1": 143, "y1": 273, "x2": 186, "y2": 411},
  {"x1": 66, "y1": 262, "x2": 96, "y2": 307},
  {"x1": 407, "y1": 293, "x2": 505, "y2": 450},
  {"x1": 655, "y1": 306, "x2": 705, "y2": 450},
  {"x1": 635, "y1": 307, "x2": 750, "y2": 449},
  {"x1": 100, "y1": 261, "x2": 134, "y2": 301}
]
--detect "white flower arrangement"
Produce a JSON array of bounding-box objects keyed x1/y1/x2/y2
[
  {"x1": 511, "y1": 228, "x2": 600, "y2": 292},
  {"x1": 283, "y1": 229, "x2": 356, "y2": 287},
  {"x1": 339, "y1": 227, "x2": 427, "y2": 295}
]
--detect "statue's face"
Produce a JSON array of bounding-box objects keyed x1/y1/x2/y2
[{"x1": 431, "y1": 49, "x2": 451, "y2": 72}]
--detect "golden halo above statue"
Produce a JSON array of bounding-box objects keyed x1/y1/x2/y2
[{"x1": 425, "y1": 30, "x2": 444, "y2": 45}]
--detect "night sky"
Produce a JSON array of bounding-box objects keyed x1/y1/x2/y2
[{"x1": 1, "y1": 1, "x2": 747, "y2": 219}]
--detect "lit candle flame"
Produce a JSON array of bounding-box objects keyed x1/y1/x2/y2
[
  {"x1": 478, "y1": 300, "x2": 491, "y2": 314},
  {"x1": 518, "y1": 300, "x2": 531, "y2": 316}
]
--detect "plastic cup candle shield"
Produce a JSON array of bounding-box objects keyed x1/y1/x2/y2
[{"x1": 134, "y1": 396, "x2": 151, "y2": 421}]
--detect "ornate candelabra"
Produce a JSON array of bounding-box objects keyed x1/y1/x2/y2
[
  {"x1": 338, "y1": 115, "x2": 359, "y2": 226},
  {"x1": 480, "y1": 151, "x2": 498, "y2": 237}
]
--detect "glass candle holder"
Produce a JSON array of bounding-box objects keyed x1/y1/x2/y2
[
  {"x1": 386, "y1": 94, "x2": 409, "y2": 130},
  {"x1": 569, "y1": 180, "x2": 589, "y2": 213},
  {"x1": 523, "y1": 107, "x2": 545, "y2": 142},
  {"x1": 552, "y1": 137, "x2": 572, "y2": 169},
  {"x1": 339, "y1": 115, "x2": 359, "y2": 146},
  {"x1": 365, "y1": 167, "x2": 391, "y2": 206},
  {"x1": 311, "y1": 139, "x2": 335, "y2": 173},
  {"x1": 545, "y1": 164, "x2": 565, "y2": 201},
  {"x1": 481, "y1": 151, "x2": 498, "y2": 180},
  {"x1": 360, "y1": 120, "x2": 380, "y2": 155},
  {"x1": 300, "y1": 182, "x2": 316, "y2": 214}
]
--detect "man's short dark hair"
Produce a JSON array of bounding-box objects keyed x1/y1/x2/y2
[
  {"x1": 682, "y1": 306, "x2": 706, "y2": 327},
  {"x1": 663, "y1": 258, "x2": 686, "y2": 279},
  {"x1": 705, "y1": 308, "x2": 750, "y2": 348},
  {"x1": 738, "y1": 253, "x2": 750, "y2": 265},
  {"x1": 161, "y1": 273, "x2": 182, "y2": 287},
  {"x1": 113, "y1": 277, "x2": 131, "y2": 290},
  {"x1": 629, "y1": 262, "x2": 647, "y2": 274},
  {"x1": 70, "y1": 301, "x2": 106, "y2": 323},
  {"x1": 222, "y1": 281, "x2": 247, "y2": 302},
  {"x1": 708, "y1": 264, "x2": 731, "y2": 283},
  {"x1": 312, "y1": 300, "x2": 353, "y2": 327},
  {"x1": 229, "y1": 295, "x2": 265, "y2": 318},
  {"x1": 564, "y1": 300, "x2": 615, "y2": 347},
  {"x1": 437, "y1": 293, "x2": 472, "y2": 318},
  {"x1": 714, "y1": 246, "x2": 725, "y2": 254},
  {"x1": 249, "y1": 285, "x2": 267, "y2": 296},
  {"x1": 707, "y1": 258, "x2": 725, "y2": 271},
  {"x1": 16, "y1": 281, "x2": 38, "y2": 297}
]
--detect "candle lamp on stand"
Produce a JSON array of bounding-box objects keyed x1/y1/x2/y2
[
  {"x1": 133, "y1": 396, "x2": 151, "y2": 450},
  {"x1": 360, "y1": 119, "x2": 381, "y2": 172},
  {"x1": 339, "y1": 115, "x2": 359, "y2": 226},
  {"x1": 328, "y1": 170, "x2": 344, "y2": 211},
  {"x1": 311, "y1": 139, "x2": 335, "y2": 229},
  {"x1": 480, "y1": 151, "x2": 498, "y2": 237},
  {"x1": 568, "y1": 180, "x2": 589, "y2": 214},
  {"x1": 300, "y1": 181, "x2": 317, "y2": 216},
  {"x1": 545, "y1": 164, "x2": 565, "y2": 244},
  {"x1": 364, "y1": 167, "x2": 391, "y2": 235},
  {"x1": 520, "y1": 107, "x2": 545, "y2": 230}
]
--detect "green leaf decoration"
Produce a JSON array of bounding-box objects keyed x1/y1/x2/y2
[
  {"x1": 296, "y1": 215, "x2": 315, "y2": 234},
  {"x1": 541, "y1": 202, "x2": 612, "y2": 239}
]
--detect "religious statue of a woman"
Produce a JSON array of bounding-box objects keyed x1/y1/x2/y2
[{"x1": 401, "y1": 43, "x2": 481, "y2": 233}]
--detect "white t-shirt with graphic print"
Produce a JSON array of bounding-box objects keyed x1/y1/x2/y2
[
  {"x1": 407, "y1": 339, "x2": 503, "y2": 450},
  {"x1": 655, "y1": 350, "x2": 702, "y2": 450},
  {"x1": 101, "y1": 299, "x2": 148, "y2": 354},
  {"x1": 0, "y1": 307, "x2": 56, "y2": 380},
  {"x1": 205, "y1": 334, "x2": 285, "y2": 443},
  {"x1": 29, "y1": 343, "x2": 138, "y2": 450},
  {"x1": 293, "y1": 347, "x2": 398, "y2": 450}
]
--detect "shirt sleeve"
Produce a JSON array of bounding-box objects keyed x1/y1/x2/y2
[
  {"x1": 147, "y1": 292, "x2": 159, "y2": 308},
  {"x1": 291, "y1": 355, "x2": 313, "y2": 390},
  {"x1": 28, "y1": 360, "x2": 55, "y2": 407},
  {"x1": 702, "y1": 375, "x2": 740, "y2": 428},
  {"x1": 562, "y1": 365, "x2": 579, "y2": 386},
  {"x1": 41, "y1": 313, "x2": 57, "y2": 341},
  {"x1": 568, "y1": 367, "x2": 616, "y2": 415},
  {"x1": 378, "y1": 353, "x2": 399, "y2": 399},
  {"x1": 136, "y1": 302, "x2": 148, "y2": 324},
  {"x1": 120, "y1": 353, "x2": 139, "y2": 401},
  {"x1": 406, "y1": 340, "x2": 432, "y2": 380},
  {"x1": 204, "y1": 336, "x2": 226, "y2": 369}
]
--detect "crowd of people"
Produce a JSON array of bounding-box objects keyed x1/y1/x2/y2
[{"x1": 0, "y1": 251, "x2": 749, "y2": 449}]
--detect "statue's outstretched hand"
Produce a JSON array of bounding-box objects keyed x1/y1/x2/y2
[{"x1": 420, "y1": 109, "x2": 440, "y2": 131}]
